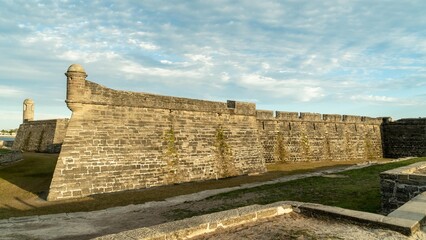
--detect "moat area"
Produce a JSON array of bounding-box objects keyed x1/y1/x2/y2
[{"x1": 1, "y1": 153, "x2": 425, "y2": 239}]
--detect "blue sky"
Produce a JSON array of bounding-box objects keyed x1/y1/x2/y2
[{"x1": 1, "y1": 0, "x2": 425, "y2": 129}]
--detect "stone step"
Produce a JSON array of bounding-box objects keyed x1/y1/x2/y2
[{"x1": 388, "y1": 191, "x2": 426, "y2": 223}]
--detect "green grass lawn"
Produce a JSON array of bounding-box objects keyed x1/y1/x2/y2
[
  {"x1": 0, "y1": 152, "x2": 425, "y2": 220},
  {"x1": 166, "y1": 157, "x2": 426, "y2": 220},
  {"x1": 0, "y1": 149, "x2": 12, "y2": 154}
]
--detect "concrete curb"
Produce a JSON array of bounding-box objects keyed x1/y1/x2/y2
[
  {"x1": 287, "y1": 201, "x2": 419, "y2": 236},
  {"x1": 93, "y1": 202, "x2": 293, "y2": 240},
  {"x1": 388, "y1": 192, "x2": 426, "y2": 224}
]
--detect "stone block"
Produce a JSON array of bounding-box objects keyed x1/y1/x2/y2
[
  {"x1": 275, "y1": 111, "x2": 299, "y2": 120},
  {"x1": 256, "y1": 110, "x2": 274, "y2": 119},
  {"x1": 256, "y1": 208, "x2": 278, "y2": 219}
]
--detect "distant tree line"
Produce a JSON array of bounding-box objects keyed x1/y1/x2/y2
[{"x1": 0, "y1": 129, "x2": 18, "y2": 135}]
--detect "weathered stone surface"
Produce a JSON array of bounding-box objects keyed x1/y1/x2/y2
[
  {"x1": 0, "y1": 151, "x2": 22, "y2": 165},
  {"x1": 382, "y1": 118, "x2": 426, "y2": 158},
  {"x1": 388, "y1": 192, "x2": 426, "y2": 223},
  {"x1": 42, "y1": 64, "x2": 424, "y2": 201},
  {"x1": 296, "y1": 202, "x2": 419, "y2": 236},
  {"x1": 13, "y1": 119, "x2": 68, "y2": 153},
  {"x1": 47, "y1": 65, "x2": 266, "y2": 201},
  {"x1": 94, "y1": 204, "x2": 293, "y2": 240},
  {"x1": 258, "y1": 111, "x2": 383, "y2": 163},
  {"x1": 12, "y1": 98, "x2": 68, "y2": 153},
  {"x1": 380, "y1": 162, "x2": 426, "y2": 214}
]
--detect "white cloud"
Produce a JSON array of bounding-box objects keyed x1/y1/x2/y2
[
  {"x1": 185, "y1": 54, "x2": 213, "y2": 66},
  {"x1": 350, "y1": 95, "x2": 398, "y2": 103},
  {"x1": 261, "y1": 63, "x2": 270, "y2": 70},
  {"x1": 120, "y1": 61, "x2": 201, "y2": 78},
  {"x1": 128, "y1": 39, "x2": 159, "y2": 50},
  {"x1": 220, "y1": 72, "x2": 230, "y2": 82},
  {"x1": 59, "y1": 50, "x2": 120, "y2": 63},
  {"x1": 37, "y1": 113, "x2": 70, "y2": 120},
  {"x1": 0, "y1": 111, "x2": 21, "y2": 121},
  {"x1": 349, "y1": 94, "x2": 422, "y2": 106},
  {"x1": 239, "y1": 74, "x2": 325, "y2": 102},
  {"x1": 0, "y1": 86, "x2": 24, "y2": 97},
  {"x1": 160, "y1": 60, "x2": 173, "y2": 65},
  {"x1": 0, "y1": 0, "x2": 426, "y2": 126}
]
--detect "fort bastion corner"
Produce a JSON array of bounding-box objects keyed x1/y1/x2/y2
[{"x1": 46, "y1": 64, "x2": 266, "y2": 201}]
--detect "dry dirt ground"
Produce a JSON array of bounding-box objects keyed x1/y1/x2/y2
[{"x1": 192, "y1": 212, "x2": 426, "y2": 240}]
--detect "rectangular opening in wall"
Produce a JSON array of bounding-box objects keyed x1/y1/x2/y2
[{"x1": 227, "y1": 100, "x2": 236, "y2": 109}]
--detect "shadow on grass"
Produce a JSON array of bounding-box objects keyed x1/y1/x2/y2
[
  {"x1": 1, "y1": 153, "x2": 424, "y2": 221},
  {"x1": 0, "y1": 153, "x2": 365, "y2": 219},
  {"x1": 0, "y1": 152, "x2": 58, "y2": 199},
  {"x1": 165, "y1": 157, "x2": 426, "y2": 220}
]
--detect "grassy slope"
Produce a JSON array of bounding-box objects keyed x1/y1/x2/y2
[
  {"x1": 0, "y1": 149, "x2": 12, "y2": 154},
  {"x1": 180, "y1": 157, "x2": 426, "y2": 217},
  {"x1": 0, "y1": 153, "x2": 58, "y2": 215},
  {"x1": 0, "y1": 152, "x2": 424, "y2": 219}
]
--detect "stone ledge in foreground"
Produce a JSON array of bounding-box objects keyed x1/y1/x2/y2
[
  {"x1": 94, "y1": 202, "x2": 293, "y2": 240},
  {"x1": 290, "y1": 201, "x2": 419, "y2": 236}
]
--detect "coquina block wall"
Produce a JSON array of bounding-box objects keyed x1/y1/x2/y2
[
  {"x1": 47, "y1": 64, "x2": 266, "y2": 201},
  {"x1": 382, "y1": 118, "x2": 426, "y2": 158},
  {"x1": 257, "y1": 111, "x2": 383, "y2": 163},
  {"x1": 13, "y1": 119, "x2": 69, "y2": 153},
  {"x1": 380, "y1": 162, "x2": 426, "y2": 214}
]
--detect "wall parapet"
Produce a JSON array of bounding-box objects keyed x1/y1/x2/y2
[
  {"x1": 276, "y1": 111, "x2": 299, "y2": 120},
  {"x1": 323, "y1": 114, "x2": 342, "y2": 122},
  {"x1": 256, "y1": 110, "x2": 383, "y2": 124},
  {"x1": 80, "y1": 81, "x2": 256, "y2": 116},
  {"x1": 256, "y1": 110, "x2": 274, "y2": 119},
  {"x1": 384, "y1": 118, "x2": 426, "y2": 125}
]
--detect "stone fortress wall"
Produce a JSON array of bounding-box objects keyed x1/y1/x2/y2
[
  {"x1": 257, "y1": 111, "x2": 383, "y2": 163},
  {"x1": 13, "y1": 63, "x2": 420, "y2": 201},
  {"x1": 47, "y1": 64, "x2": 266, "y2": 200},
  {"x1": 12, "y1": 99, "x2": 69, "y2": 153},
  {"x1": 46, "y1": 64, "x2": 387, "y2": 200},
  {"x1": 382, "y1": 118, "x2": 426, "y2": 158}
]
